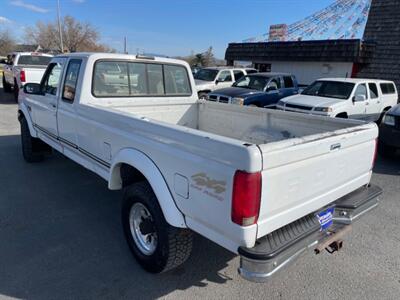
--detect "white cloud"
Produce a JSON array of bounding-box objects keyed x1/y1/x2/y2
[
  {"x1": 10, "y1": 0, "x2": 49, "y2": 13},
  {"x1": 0, "y1": 16, "x2": 12, "y2": 24}
]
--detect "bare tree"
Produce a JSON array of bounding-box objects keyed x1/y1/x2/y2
[
  {"x1": 25, "y1": 15, "x2": 113, "y2": 53},
  {"x1": 0, "y1": 30, "x2": 16, "y2": 55},
  {"x1": 203, "y1": 46, "x2": 215, "y2": 67}
]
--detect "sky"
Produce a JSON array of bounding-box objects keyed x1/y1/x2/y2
[{"x1": 0, "y1": 0, "x2": 334, "y2": 58}]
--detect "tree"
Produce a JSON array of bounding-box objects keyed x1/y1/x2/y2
[
  {"x1": 25, "y1": 15, "x2": 113, "y2": 53},
  {"x1": 0, "y1": 30, "x2": 16, "y2": 56},
  {"x1": 203, "y1": 46, "x2": 215, "y2": 67}
]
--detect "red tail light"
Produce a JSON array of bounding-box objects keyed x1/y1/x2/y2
[
  {"x1": 20, "y1": 70, "x2": 26, "y2": 83},
  {"x1": 231, "y1": 171, "x2": 262, "y2": 226}
]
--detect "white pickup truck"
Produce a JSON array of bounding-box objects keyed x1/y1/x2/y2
[
  {"x1": 2, "y1": 52, "x2": 53, "y2": 102},
  {"x1": 19, "y1": 53, "x2": 382, "y2": 282},
  {"x1": 277, "y1": 78, "x2": 398, "y2": 122}
]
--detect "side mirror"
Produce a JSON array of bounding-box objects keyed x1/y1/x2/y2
[
  {"x1": 215, "y1": 79, "x2": 221, "y2": 84},
  {"x1": 353, "y1": 94, "x2": 366, "y2": 102},
  {"x1": 23, "y1": 83, "x2": 43, "y2": 95}
]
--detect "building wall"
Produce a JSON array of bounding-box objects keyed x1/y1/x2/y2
[
  {"x1": 357, "y1": 0, "x2": 400, "y2": 96},
  {"x1": 256, "y1": 61, "x2": 354, "y2": 86}
]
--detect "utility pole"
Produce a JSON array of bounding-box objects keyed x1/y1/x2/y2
[
  {"x1": 57, "y1": 0, "x2": 64, "y2": 53},
  {"x1": 124, "y1": 36, "x2": 127, "y2": 54}
]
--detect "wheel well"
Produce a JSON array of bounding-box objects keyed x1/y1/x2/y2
[
  {"x1": 198, "y1": 90, "x2": 210, "y2": 95},
  {"x1": 120, "y1": 163, "x2": 147, "y2": 188},
  {"x1": 335, "y1": 112, "x2": 348, "y2": 118}
]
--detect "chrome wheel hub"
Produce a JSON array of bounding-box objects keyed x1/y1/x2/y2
[{"x1": 129, "y1": 202, "x2": 157, "y2": 255}]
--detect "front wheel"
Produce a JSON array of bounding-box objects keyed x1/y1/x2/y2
[{"x1": 122, "y1": 182, "x2": 193, "y2": 273}]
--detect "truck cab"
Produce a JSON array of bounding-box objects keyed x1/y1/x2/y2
[{"x1": 194, "y1": 67, "x2": 257, "y2": 99}]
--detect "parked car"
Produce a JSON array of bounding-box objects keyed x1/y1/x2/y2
[
  {"x1": 194, "y1": 67, "x2": 257, "y2": 99},
  {"x1": 2, "y1": 52, "x2": 53, "y2": 102},
  {"x1": 379, "y1": 104, "x2": 400, "y2": 157},
  {"x1": 207, "y1": 73, "x2": 299, "y2": 107},
  {"x1": 276, "y1": 78, "x2": 398, "y2": 122},
  {"x1": 19, "y1": 53, "x2": 381, "y2": 282}
]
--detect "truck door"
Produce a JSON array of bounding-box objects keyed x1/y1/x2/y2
[
  {"x1": 349, "y1": 83, "x2": 368, "y2": 120},
  {"x1": 57, "y1": 58, "x2": 83, "y2": 149},
  {"x1": 29, "y1": 57, "x2": 66, "y2": 138},
  {"x1": 281, "y1": 75, "x2": 298, "y2": 98},
  {"x1": 265, "y1": 77, "x2": 283, "y2": 103},
  {"x1": 216, "y1": 70, "x2": 233, "y2": 89},
  {"x1": 366, "y1": 82, "x2": 381, "y2": 121}
]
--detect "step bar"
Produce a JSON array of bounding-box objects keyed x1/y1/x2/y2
[{"x1": 238, "y1": 184, "x2": 382, "y2": 282}]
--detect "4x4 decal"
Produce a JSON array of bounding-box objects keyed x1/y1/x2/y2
[{"x1": 191, "y1": 173, "x2": 227, "y2": 194}]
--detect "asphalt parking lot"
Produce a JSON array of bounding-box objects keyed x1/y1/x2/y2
[{"x1": 0, "y1": 80, "x2": 399, "y2": 300}]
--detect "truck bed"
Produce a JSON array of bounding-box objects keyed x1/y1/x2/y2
[
  {"x1": 98, "y1": 99, "x2": 377, "y2": 248},
  {"x1": 110, "y1": 100, "x2": 362, "y2": 145}
]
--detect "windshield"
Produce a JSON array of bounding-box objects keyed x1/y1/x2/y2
[
  {"x1": 233, "y1": 75, "x2": 269, "y2": 91},
  {"x1": 17, "y1": 55, "x2": 52, "y2": 66},
  {"x1": 194, "y1": 69, "x2": 218, "y2": 81},
  {"x1": 302, "y1": 81, "x2": 355, "y2": 100}
]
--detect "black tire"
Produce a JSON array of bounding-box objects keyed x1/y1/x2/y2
[
  {"x1": 378, "y1": 142, "x2": 397, "y2": 158},
  {"x1": 14, "y1": 79, "x2": 19, "y2": 102},
  {"x1": 198, "y1": 92, "x2": 208, "y2": 100},
  {"x1": 20, "y1": 116, "x2": 45, "y2": 163},
  {"x1": 122, "y1": 182, "x2": 193, "y2": 273},
  {"x1": 2, "y1": 74, "x2": 11, "y2": 93}
]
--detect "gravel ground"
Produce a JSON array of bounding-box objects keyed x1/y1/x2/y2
[{"x1": 0, "y1": 80, "x2": 399, "y2": 300}]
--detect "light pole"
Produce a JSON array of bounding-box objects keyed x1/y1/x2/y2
[{"x1": 57, "y1": 0, "x2": 64, "y2": 52}]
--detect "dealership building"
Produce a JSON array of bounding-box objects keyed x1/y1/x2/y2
[{"x1": 225, "y1": 0, "x2": 400, "y2": 91}]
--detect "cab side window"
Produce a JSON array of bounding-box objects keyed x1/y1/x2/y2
[
  {"x1": 233, "y1": 70, "x2": 245, "y2": 81},
  {"x1": 42, "y1": 63, "x2": 62, "y2": 96},
  {"x1": 217, "y1": 70, "x2": 232, "y2": 82},
  {"x1": 62, "y1": 59, "x2": 82, "y2": 102},
  {"x1": 354, "y1": 84, "x2": 368, "y2": 100},
  {"x1": 267, "y1": 77, "x2": 281, "y2": 90},
  {"x1": 368, "y1": 83, "x2": 378, "y2": 99},
  {"x1": 283, "y1": 76, "x2": 294, "y2": 88}
]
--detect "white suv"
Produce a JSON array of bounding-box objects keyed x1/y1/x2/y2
[
  {"x1": 277, "y1": 78, "x2": 398, "y2": 122},
  {"x1": 194, "y1": 67, "x2": 257, "y2": 99}
]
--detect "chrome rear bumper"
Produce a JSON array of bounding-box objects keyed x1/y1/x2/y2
[{"x1": 238, "y1": 185, "x2": 382, "y2": 282}]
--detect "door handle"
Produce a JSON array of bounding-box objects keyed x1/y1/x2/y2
[{"x1": 50, "y1": 102, "x2": 57, "y2": 108}]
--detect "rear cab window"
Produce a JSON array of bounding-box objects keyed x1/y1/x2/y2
[
  {"x1": 92, "y1": 60, "x2": 192, "y2": 97},
  {"x1": 17, "y1": 55, "x2": 52, "y2": 66},
  {"x1": 233, "y1": 70, "x2": 245, "y2": 81},
  {"x1": 368, "y1": 83, "x2": 379, "y2": 99},
  {"x1": 62, "y1": 59, "x2": 82, "y2": 102},
  {"x1": 283, "y1": 76, "x2": 295, "y2": 88}
]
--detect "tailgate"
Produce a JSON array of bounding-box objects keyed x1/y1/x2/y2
[
  {"x1": 21, "y1": 67, "x2": 46, "y2": 84},
  {"x1": 256, "y1": 123, "x2": 378, "y2": 238}
]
